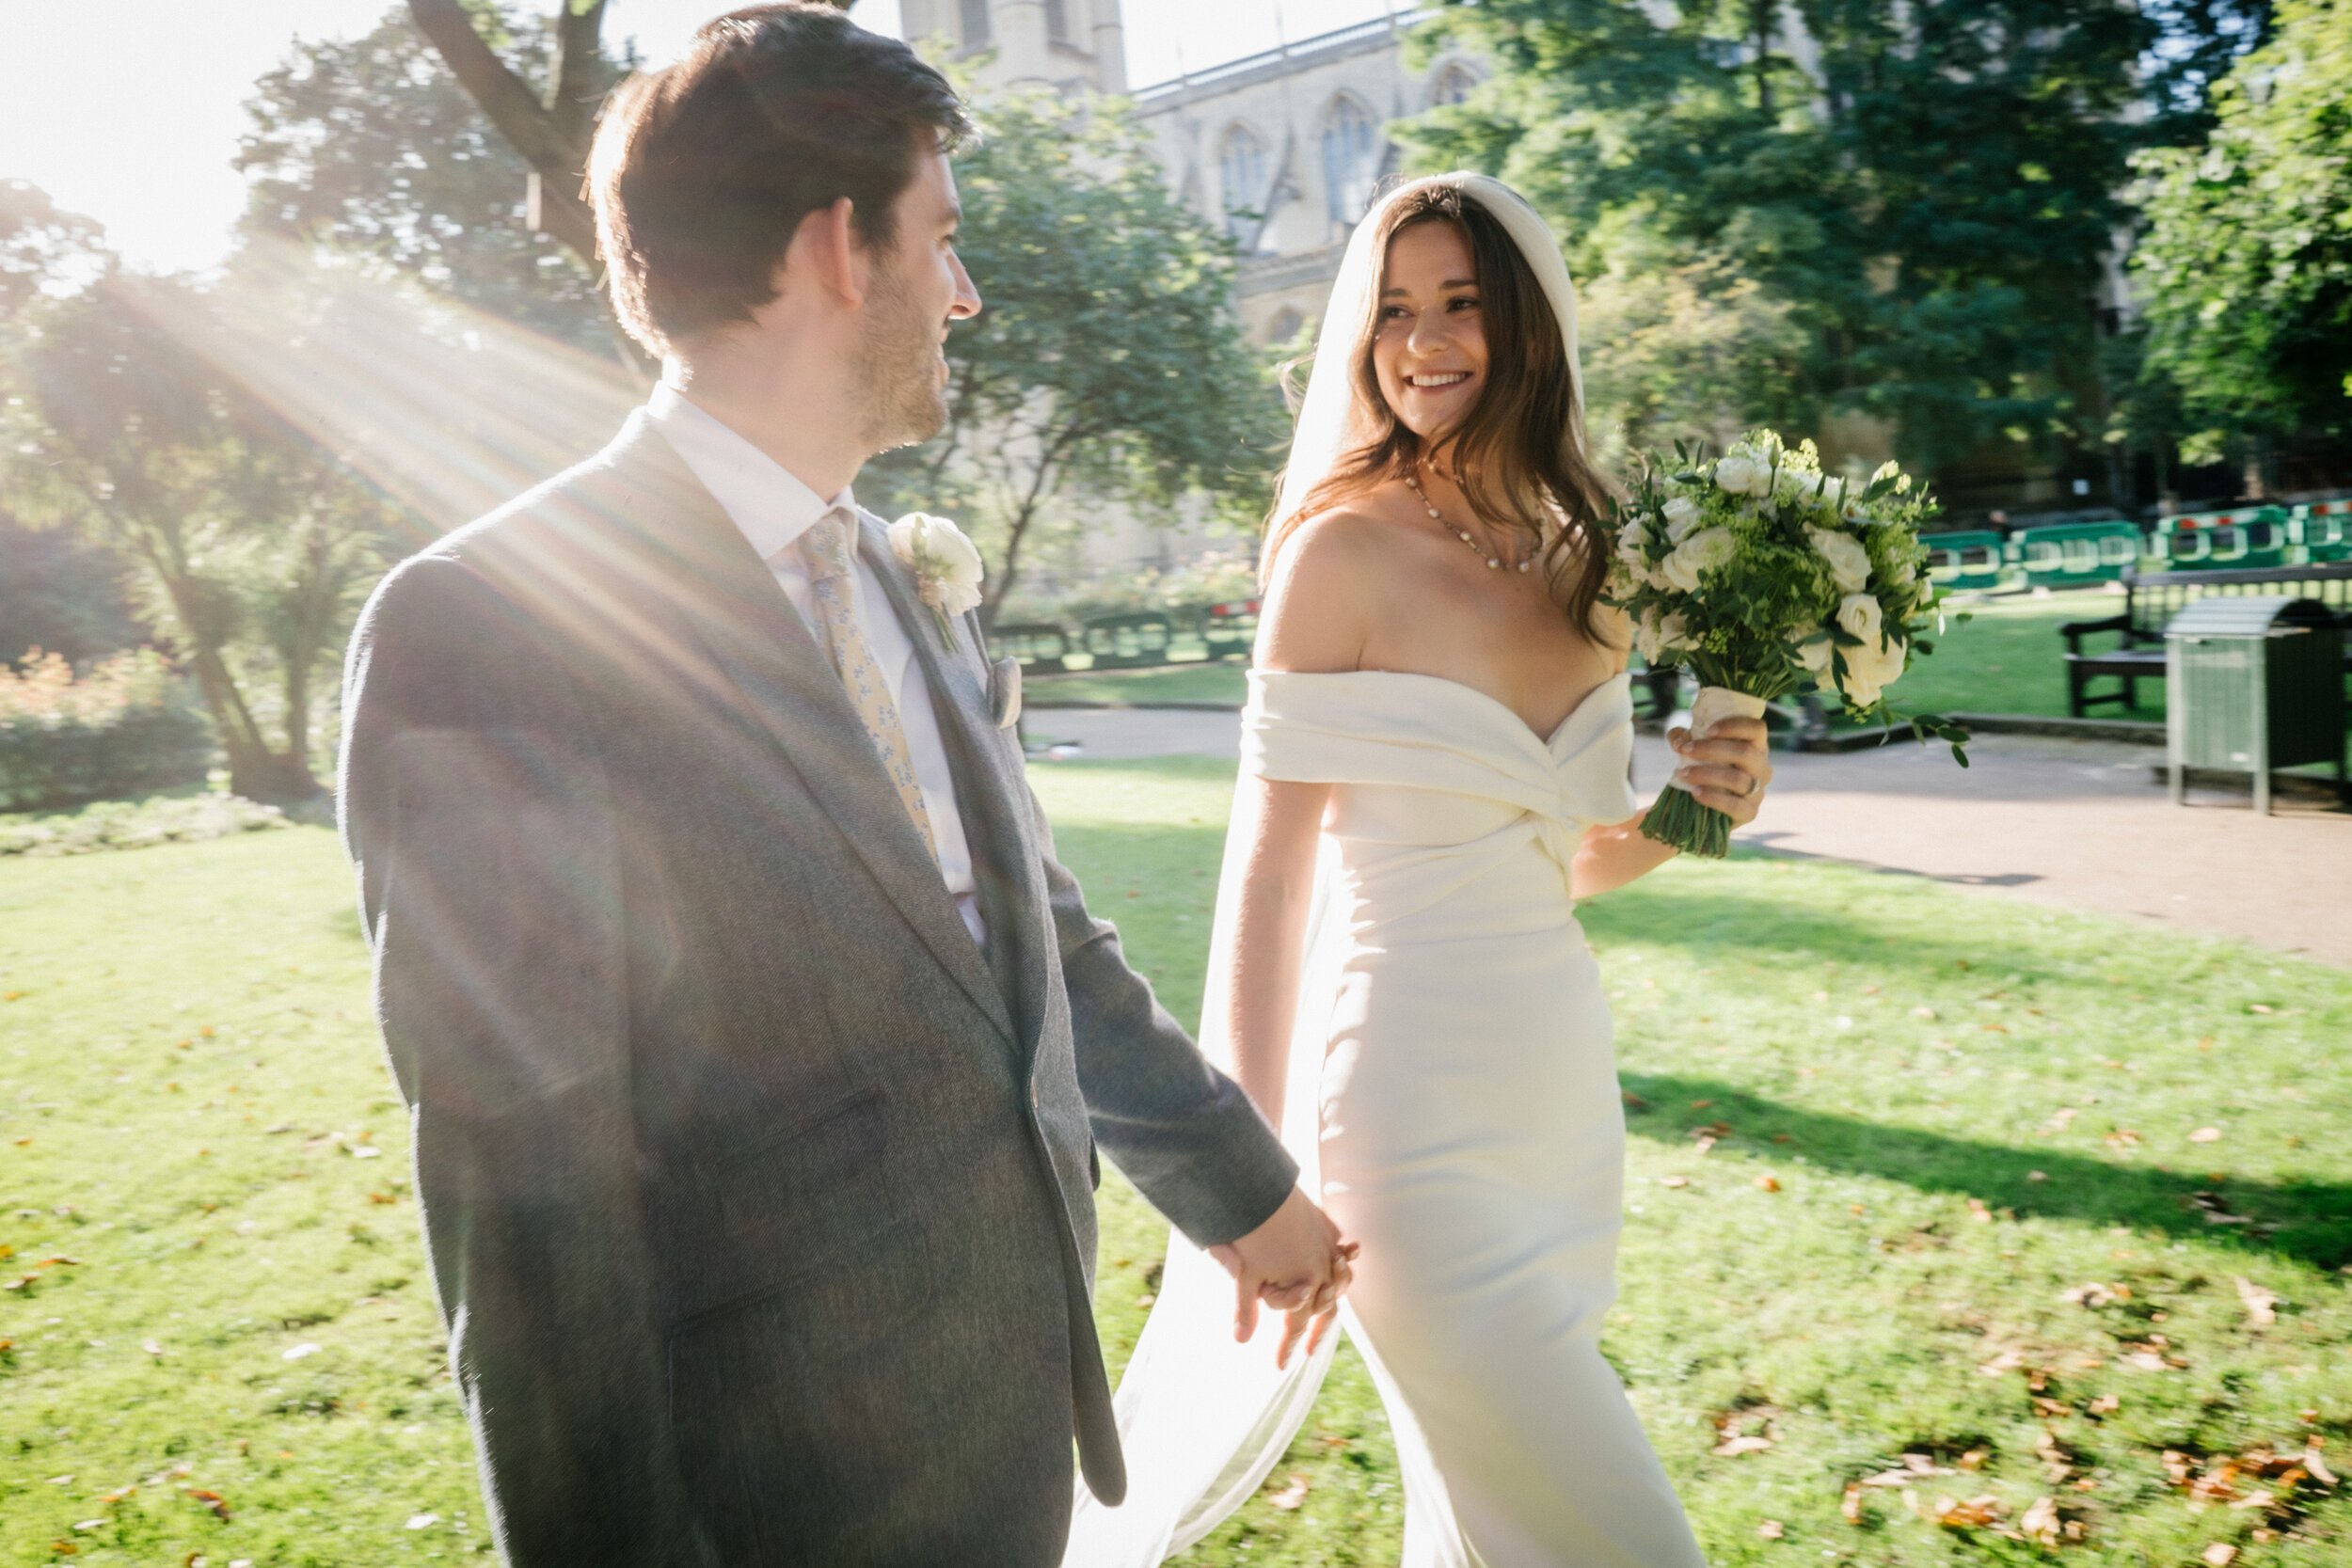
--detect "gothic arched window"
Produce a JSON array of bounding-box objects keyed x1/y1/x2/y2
[
  {"x1": 1431, "y1": 63, "x2": 1479, "y2": 107},
  {"x1": 1219, "y1": 123, "x2": 1268, "y2": 243},
  {"x1": 1321, "y1": 95, "x2": 1379, "y2": 226}
]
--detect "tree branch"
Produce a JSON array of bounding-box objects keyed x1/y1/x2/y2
[
  {"x1": 405, "y1": 0, "x2": 599, "y2": 264},
  {"x1": 547, "y1": 0, "x2": 610, "y2": 152}
]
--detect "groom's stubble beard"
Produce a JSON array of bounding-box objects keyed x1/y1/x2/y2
[{"x1": 853, "y1": 251, "x2": 950, "y2": 457}]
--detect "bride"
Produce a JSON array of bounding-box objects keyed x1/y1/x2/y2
[{"x1": 1064, "y1": 173, "x2": 1773, "y2": 1566}]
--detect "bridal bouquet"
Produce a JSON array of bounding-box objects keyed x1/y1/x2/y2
[{"x1": 1606, "y1": 431, "x2": 1970, "y2": 858}]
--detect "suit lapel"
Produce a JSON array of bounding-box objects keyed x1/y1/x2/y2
[
  {"x1": 588, "y1": 420, "x2": 1017, "y2": 1047},
  {"x1": 858, "y1": 514, "x2": 1054, "y2": 1069}
]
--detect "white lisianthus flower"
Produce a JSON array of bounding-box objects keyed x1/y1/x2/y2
[
  {"x1": 1789, "y1": 621, "x2": 1836, "y2": 682},
  {"x1": 1660, "y1": 527, "x2": 1737, "y2": 593},
  {"x1": 1713, "y1": 453, "x2": 1768, "y2": 497},
  {"x1": 1809, "y1": 525, "x2": 1873, "y2": 594},
  {"x1": 1634, "y1": 607, "x2": 1682, "y2": 663},
  {"x1": 888, "y1": 512, "x2": 986, "y2": 636},
  {"x1": 1614, "y1": 518, "x2": 1651, "y2": 569},
  {"x1": 1836, "y1": 590, "x2": 1885, "y2": 650},
  {"x1": 1661, "y1": 495, "x2": 1703, "y2": 544}
]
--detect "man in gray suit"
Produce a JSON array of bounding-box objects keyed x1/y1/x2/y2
[{"x1": 337, "y1": 8, "x2": 1349, "y2": 1564}]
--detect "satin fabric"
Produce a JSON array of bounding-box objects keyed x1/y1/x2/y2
[{"x1": 1065, "y1": 670, "x2": 1707, "y2": 1567}]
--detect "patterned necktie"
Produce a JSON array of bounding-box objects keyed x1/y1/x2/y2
[{"x1": 799, "y1": 508, "x2": 941, "y2": 865}]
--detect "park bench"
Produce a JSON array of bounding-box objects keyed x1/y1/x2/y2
[{"x1": 2059, "y1": 562, "x2": 2352, "y2": 716}]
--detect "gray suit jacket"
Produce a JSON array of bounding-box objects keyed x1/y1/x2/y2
[{"x1": 337, "y1": 412, "x2": 1296, "y2": 1567}]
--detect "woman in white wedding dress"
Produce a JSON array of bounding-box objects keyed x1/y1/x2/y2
[{"x1": 1063, "y1": 174, "x2": 1774, "y2": 1568}]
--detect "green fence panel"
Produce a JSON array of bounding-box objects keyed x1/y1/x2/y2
[
  {"x1": 2012, "y1": 520, "x2": 2145, "y2": 588},
  {"x1": 1923, "y1": 530, "x2": 2009, "y2": 591}
]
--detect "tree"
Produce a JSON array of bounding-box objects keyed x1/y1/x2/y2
[
  {"x1": 865, "y1": 89, "x2": 1284, "y2": 621},
  {"x1": 237, "y1": 2, "x2": 620, "y2": 351},
  {"x1": 2, "y1": 272, "x2": 399, "y2": 801},
  {"x1": 1403, "y1": 0, "x2": 2153, "y2": 478},
  {"x1": 2131, "y1": 0, "x2": 2352, "y2": 474}
]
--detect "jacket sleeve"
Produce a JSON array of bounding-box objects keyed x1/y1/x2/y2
[
  {"x1": 339, "y1": 555, "x2": 707, "y2": 1568},
  {"x1": 1022, "y1": 783, "x2": 1298, "y2": 1249}
]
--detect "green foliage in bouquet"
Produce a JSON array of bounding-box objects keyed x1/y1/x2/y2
[{"x1": 1606, "y1": 432, "x2": 1971, "y2": 857}]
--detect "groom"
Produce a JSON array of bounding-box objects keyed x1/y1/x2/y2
[{"x1": 337, "y1": 7, "x2": 1348, "y2": 1564}]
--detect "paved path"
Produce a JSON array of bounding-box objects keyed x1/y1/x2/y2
[{"x1": 1022, "y1": 707, "x2": 2352, "y2": 968}]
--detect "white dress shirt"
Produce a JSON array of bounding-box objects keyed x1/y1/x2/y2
[{"x1": 646, "y1": 383, "x2": 987, "y2": 947}]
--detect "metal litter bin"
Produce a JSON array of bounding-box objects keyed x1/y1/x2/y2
[{"x1": 2165, "y1": 595, "x2": 2345, "y2": 813}]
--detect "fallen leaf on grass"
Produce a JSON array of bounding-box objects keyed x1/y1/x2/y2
[
  {"x1": 1754, "y1": 1175, "x2": 1780, "y2": 1193},
  {"x1": 2060, "y1": 1281, "x2": 2125, "y2": 1307},
  {"x1": 185, "y1": 1488, "x2": 230, "y2": 1521},
  {"x1": 1264, "y1": 1473, "x2": 1310, "y2": 1511},
  {"x1": 2302, "y1": 1443, "x2": 2339, "y2": 1487},
  {"x1": 1660, "y1": 1175, "x2": 1691, "y2": 1189},
  {"x1": 1711, "y1": 1434, "x2": 1774, "y2": 1458},
  {"x1": 1839, "y1": 1483, "x2": 1864, "y2": 1525},
  {"x1": 2019, "y1": 1495, "x2": 2063, "y2": 1546},
  {"x1": 2202, "y1": 1545, "x2": 2237, "y2": 1565},
  {"x1": 2189, "y1": 1192, "x2": 2251, "y2": 1226},
  {"x1": 1966, "y1": 1197, "x2": 1993, "y2": 1223},
  {"x1": 1757, "y1": 1519, "x2": 1784, "y2": 1540},
  {"x1": 2189, "y1": 1126, "x2": 2222, "y2": 1143},
  {"x1": 2088, "y1": 1394, "x2": 2121, "y2": 1417},
  {"x1": 2027, "y1": 1169, "x2": 2048, "y2": 1182},
  {"x1": 1923, "y1": 1494, "x2": 2005, "y2": 1529},
  {"x1": 2235, "y1": 1277, "x2": 2279, "y2": 1327},
  {"x1": 2104, "y1": 1129, "x2": 2142, "y2": 1148},
  {"x1": 404, "y1": 1513, "x2": 440, "y2": 1530}
]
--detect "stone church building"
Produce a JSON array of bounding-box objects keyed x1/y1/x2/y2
[{"x1": 898, "y1": 1, "x2": 1482, "y2": 347}]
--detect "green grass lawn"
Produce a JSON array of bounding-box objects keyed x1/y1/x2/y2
[
  {"x1": 4, "y1": 768, "x2": 2348, "y2": 1565},
  {"x1": 1026, "y1": 661, "x2": 1251, "y2": 707}
]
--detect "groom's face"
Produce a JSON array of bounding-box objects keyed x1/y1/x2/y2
[{"x1": 854, "y1": 145, "x2": 981, "y2": 454}]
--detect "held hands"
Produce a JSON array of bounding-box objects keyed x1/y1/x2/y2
[
  {"x1": 1207, "y1": 1186, "x2": 1360, "y2": 1370},
  {"x1": 1666, "y1": 715, "x2": 1773, "y2": 828}
]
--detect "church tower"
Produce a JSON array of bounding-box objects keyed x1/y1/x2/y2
[{"x1": 897, "y1": 0, "x2": 1127, "y2": 95}]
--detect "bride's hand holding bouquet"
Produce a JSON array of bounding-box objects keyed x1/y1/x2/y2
[{"x1": 1609, "y1": 431, "x2": 1971, "y2": 858}]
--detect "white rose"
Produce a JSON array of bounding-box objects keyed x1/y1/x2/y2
[
  {"x1": 1836, "y1": 632, "x2": 1907, "y2": 708},
  {"x1": 1713, "y1": 454, "x2": 1767, "y2": 497},
  {"x1": 1661, "y1": 495, "x2": 1703, "y2": 543},
  {"x1": 1835, "y1": 591, "x2": 1885, "y2": 650},
  {"x1": 1809, "y1": 525, "x2": 1872, "y2": 594},
  {"x1": 888, "y1": 512, "x2": 986, "y2": 618},
  {"x1": 1660, "y1": 527, "x2": 1736, "y2": 594}
]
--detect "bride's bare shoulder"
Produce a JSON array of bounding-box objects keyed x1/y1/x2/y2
[{"x1": 1259, "y1": 501, "x2": 1420, "y2": 673}]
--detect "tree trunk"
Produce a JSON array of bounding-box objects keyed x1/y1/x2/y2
[{"x1": 405, "y1": 0, "x2": 601, "y2": 267}]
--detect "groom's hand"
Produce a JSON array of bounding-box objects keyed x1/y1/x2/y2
[{"x1": 1208, "y1": 1187, "x2": 1359, "y2": 1368}]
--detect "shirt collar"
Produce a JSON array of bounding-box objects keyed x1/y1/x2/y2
[{"x1": 645, "y1": 381, "x2": 856, "y2": 562}]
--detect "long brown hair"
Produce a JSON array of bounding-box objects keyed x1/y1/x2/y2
[{"x1": 1265, "y1": 183, "x2": 1614, "y2": 641}]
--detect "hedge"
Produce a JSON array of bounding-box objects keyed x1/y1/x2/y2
[{"x1": 0, "y1": 649, "x2": 215, "y2": 813}]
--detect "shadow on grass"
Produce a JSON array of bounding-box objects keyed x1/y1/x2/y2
[
  {"x1": 1581, "y1": 877, "x2": 2100, "y2": 978},
  {"x1": 1622, "y1": 1071, "x2": 2352, "y2": 1272}
]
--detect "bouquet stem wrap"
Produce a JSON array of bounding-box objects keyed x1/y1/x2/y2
[{"x1": 1640, "y1": 686, "x2": 1769, "y2": 859}]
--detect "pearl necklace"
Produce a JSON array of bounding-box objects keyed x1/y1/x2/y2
[{"x1": 1406, "y1": 470, "x2": 1534, "y2": 573}]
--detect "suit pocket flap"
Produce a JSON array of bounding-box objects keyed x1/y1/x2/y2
[{"x1": 715, "y1": 1087, "x2": 887, "y2": 1240}]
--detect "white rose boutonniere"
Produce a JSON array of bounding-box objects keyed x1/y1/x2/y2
[{"x1": 887, "y1": 513, "x2": 986, "y2": 642}]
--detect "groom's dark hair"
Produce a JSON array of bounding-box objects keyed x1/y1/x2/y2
[{"x1": 588, "y1": 3, "x2": 972, "y2": 354}]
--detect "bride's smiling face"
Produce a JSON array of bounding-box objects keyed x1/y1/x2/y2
[{"x1": 1371, "y1": 219, "x2": 1487, "y2": 443}]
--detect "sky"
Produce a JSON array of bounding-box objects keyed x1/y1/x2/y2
[{"x1": 0, "y1": 0, "x2": 1397, "y2": 277}]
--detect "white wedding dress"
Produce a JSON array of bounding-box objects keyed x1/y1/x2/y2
[{"x1": 1065, "y1": 665, "x2": 1707, "y2": 1567}]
